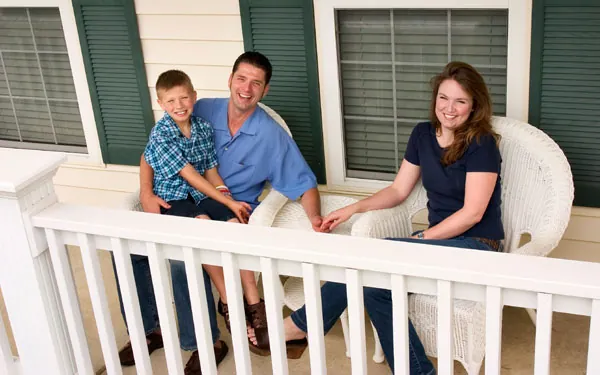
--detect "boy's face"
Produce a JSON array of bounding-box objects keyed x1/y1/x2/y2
[
  {"x1": 157, "y1": 85, "x2": 197, "y2": 126},
  {"x1": 228, "y1": 62, "x2": 269, "y2": 113}
]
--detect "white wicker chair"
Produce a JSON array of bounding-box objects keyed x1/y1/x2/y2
[{"x1": 350, "y1": 116, "x2": 574, "y2": 374}]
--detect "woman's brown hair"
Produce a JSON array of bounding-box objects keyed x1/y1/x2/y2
[{"x1": 429, "y1": 61, "x2": 500, "y2": 166}]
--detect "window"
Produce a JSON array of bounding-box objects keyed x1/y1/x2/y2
[
  {"x1": 338, "y1": 9, "x2": 508, "y2": 180},
  {"x1": 0, "y1": 7, "x2": 86, "y2": 153},
  {"x1": 315, "y1": 0, "x2": 530, "y2": 192}
]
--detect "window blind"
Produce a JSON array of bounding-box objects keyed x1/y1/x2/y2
[{"x1": 0, "y1": 7, "x2": 86, "y2": 152}]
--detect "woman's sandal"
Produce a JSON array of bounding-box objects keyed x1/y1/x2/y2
[{"x1": 285, "y1": 338, "x2": 308, "y2": 359}]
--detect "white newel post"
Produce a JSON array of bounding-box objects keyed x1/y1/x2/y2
[{"x1": 0, "y1": 149, "x2": 74, "y2": 375}]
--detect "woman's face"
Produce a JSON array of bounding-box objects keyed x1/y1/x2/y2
[{"x1": 435, "y1": 79, "x2": 473, "y2": 131}]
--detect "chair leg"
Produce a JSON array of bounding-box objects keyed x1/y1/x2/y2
[
  {"x1": 526, "y1": 308, "x2": 537, "y2": 325},
  {"x1": 371, "y1": 320, "x2": 385, "y2": 363},
  {"x1": 340, "y1": 310, "x2": 351, "y2": 358}
]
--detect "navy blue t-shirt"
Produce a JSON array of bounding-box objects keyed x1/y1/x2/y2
[{"x1": 404, "y1": 122, "x2": 504, "y2": 240}]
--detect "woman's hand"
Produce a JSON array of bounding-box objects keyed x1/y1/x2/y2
[
  {"x1": 320, "y1": 205, "x2": 358, "y2": 232},
  {"x1": 227, "y1": 200, "x2": 252, "y2": 224}
]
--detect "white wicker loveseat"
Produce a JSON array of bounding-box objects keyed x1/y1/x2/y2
[
  {"x1": 125, "y1": 103, "x2": 366, "y2": 358},
  {"x1": 349, "y1": 116, "x2": 575, "y2": 374}
]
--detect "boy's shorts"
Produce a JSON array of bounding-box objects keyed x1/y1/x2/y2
[{"x1": 160, "y1": 195, "x2": 237, "y2": 222}]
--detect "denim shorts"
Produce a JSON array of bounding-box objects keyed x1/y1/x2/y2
[{"x1": 160, "y1": 195, "x2": 236, "y2": 222}]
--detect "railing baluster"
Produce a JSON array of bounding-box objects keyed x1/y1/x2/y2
[
  {"x1": 111, "y1": 237, "x2": 152, "y2": 374},
  {"x1": 302, "y1": 263, "x2": 327, "y2": 375},
  {"x1": 391, "y1": 275, "x2": 409, "y2": 375},
  {"x1": 588, "y1": 299, "x2": 600, "y2": 374},
  {"x1": 45, "y1": 229, "x2": 93, "y2": 374},
  {"x1": 534, "y1": 293, "x2": 553, "y2": 375},
  {"x1": 222, "y1": 252, "x2": 252, "y2": 375},
  {"x1": 437, "y1": 280, "x2": 454, "y2": 375},
  {"x1": 0, "y1": 306, "x2": 15, "y2": 374},
  {"x1": 77, "y1": 233, "x2": 122, "y2": 375},
  {"x1": 485, "y1": 286, "x2": 503, "y2": 375},
  {"x1": 183, "y1": 247, "x2": 217, "y2": 375},
  {"x1": 147, "y1": 242, "x2": 184, "y2": 374},
  {"x1": 260, "y1": 257, "x2": 289, "y2": 375},
  {"x1": 346, "y1": 269, "x2": 367, "y2": 375}
]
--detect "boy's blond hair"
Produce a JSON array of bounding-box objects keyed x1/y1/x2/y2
[{"x1": 156, "y1": 70, "x2": 194, "y2": 97}]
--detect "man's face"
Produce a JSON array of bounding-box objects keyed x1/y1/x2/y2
[{"x1": 228, "y1": 62, "x2": 270, "y2": 113}]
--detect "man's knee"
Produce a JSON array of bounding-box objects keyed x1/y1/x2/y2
[{"x1": 195, "y1": 214, "x2": 210, "y2": 220}]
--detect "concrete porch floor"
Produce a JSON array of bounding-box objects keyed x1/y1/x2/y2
[{"x1": 62, "y1": 247, "x2": 589, "y2": 375}]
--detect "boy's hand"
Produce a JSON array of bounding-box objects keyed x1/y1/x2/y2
[
  {"x1": 139, "y1": 191, "x2": 171, "y2": 214},
  {"x1": 227, "y1": 200, "x2": 252, "y2": 224}
]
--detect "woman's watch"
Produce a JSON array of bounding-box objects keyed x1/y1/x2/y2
[{"x1": 416, "y1": 231, "x2": 425, "y2": 240}]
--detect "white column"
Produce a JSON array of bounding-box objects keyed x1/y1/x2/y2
[{"x1": 0, "y1": 148, "x2": 73, "y2": 375}]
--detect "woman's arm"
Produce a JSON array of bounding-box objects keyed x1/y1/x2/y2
[
  {"x1": 419, "y1": 171, "x2": 497, "y2": 239},
  {"x1": 321, "y1": 159, "x2": 421, "y2": 231}
]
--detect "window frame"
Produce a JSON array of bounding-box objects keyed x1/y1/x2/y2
[
  {"x1": 1, "y1": 0, "x2": 102, "y2": 165},
  {"x1": 314, "y1": 0, "x2": 532, "y2": 193}
]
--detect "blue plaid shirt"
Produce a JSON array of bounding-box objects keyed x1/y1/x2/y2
[{"x1": 144, "y1": 113, "x2": 218, "y2": 203}]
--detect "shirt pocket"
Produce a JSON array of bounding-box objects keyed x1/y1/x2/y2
[{"x1": 222, "y1": 161, "x2": 256, "y2": 189}]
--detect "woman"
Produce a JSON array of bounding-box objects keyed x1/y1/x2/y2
[{"x1": 250, "y1": 61, "x2": 503, "y2": 375}]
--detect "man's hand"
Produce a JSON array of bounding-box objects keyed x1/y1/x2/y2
[
  {"x1": 139, "y1": 190, "x2": 171, "y2": 214},
  {"x1": 309, "y1": 215, "x2": 329, "y2": 233},
  {"x1": 227, "y1": 200, "x2": 252, "y2": 224},
  {"x1": 320, "y1": 205, "x2": 357, "y2": 232}
]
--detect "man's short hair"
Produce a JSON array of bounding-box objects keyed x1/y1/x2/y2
[
  {"x1": 232, "y1": 51, "x2": 273, "y2": 85},
  {"x1": 156, "y1": 70, "x2": 194, "y2": 96}
]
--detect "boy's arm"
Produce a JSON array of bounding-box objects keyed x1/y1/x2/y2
[
  {"x1": 139, "y1": 155, "x2": 171, "y2": 213},
  {"x1": 180, "y1": 165, "x2": 251, "y2": 223},
  {"x1": 204, "y1": 167, "x2": 226, "y2": 189}
]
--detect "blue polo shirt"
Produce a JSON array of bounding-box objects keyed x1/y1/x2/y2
[
  {"x1": 193, "y1": 98, "x2": 317, "y2": 208},
  {"x1": 405, "y1": 122, "x2": 504, "y2": 240}
]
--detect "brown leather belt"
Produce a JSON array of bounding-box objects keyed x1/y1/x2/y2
[{"x1": 472, "y1": 237, "x2": 501, "y2": 251}]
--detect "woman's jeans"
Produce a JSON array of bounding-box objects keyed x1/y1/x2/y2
[
  {"x1": 289, "y1": 236, "x2": 497, "y2": 375},
  {"x1": 111, "y1": 255, "x2": 219, "y2": 351}
]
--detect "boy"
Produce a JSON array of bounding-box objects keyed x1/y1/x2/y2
[{"x1": 135, "y1": 70, "x2": 265, "y2": 367}]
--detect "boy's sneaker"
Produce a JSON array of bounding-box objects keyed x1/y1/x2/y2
[{"x1": 118, "y1": 331, "x2": 164, "y2": 366}]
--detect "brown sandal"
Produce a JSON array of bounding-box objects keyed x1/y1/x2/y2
[
  {"x1": 245, "y1": 299, "x2": 271, "y2": 356},
  {"x1": 285, "y1": 338, "x2": 308, "y2": 359}
]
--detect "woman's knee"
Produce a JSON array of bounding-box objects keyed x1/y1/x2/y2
[{"x1": 195, "y1": 214, "x2": 210, "y2": 220}]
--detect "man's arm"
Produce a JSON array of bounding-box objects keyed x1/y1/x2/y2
[
  {"x1": 300, "y1": 187, "x2": 326, "y2": 232},
  {"x1": 139, "y1": 156, "x2": 170, "y2": 213}
]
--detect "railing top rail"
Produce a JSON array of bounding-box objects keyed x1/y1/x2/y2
[{"x1": 33, "y1": 203, "x2": 600, "y2": 300}]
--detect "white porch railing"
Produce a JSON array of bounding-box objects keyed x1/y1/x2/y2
[{"x1": 1, "y1": 149, "x2": 600, "y2": 375}]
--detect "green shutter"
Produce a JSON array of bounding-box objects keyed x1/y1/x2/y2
[
  {"x1": 73, "y1": 0, "x2": 153, "y2": 165},
  {"x1": 529, "y1": 0, "x2": 600, "y2": 207},
  {"x1": 239, "y1": 0, "x2": 326, "y2": 184}
]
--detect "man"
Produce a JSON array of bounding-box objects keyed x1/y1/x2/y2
[{"x1": 123, "y1": 51, "x2": 325, "y2": 374}]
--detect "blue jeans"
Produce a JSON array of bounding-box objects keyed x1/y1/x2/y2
[
  {"x1": 112, "y1": 255, "x2": 219, "y2": 350},
  {"x1": 290, "y1": 236, "x2": 497, "y2": 375}
]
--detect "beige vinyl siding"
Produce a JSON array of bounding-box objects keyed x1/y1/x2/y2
[
  {"x1": 133, "y1": 0, "x2": 244, "y2": 122},
  {"x1": 48, "y1": 0, "x2": 600, "y2": 265}
]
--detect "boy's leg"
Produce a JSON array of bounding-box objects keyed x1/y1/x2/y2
[{"x1": 162, "y1": 199, "x2": 222, "y2": 349}]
